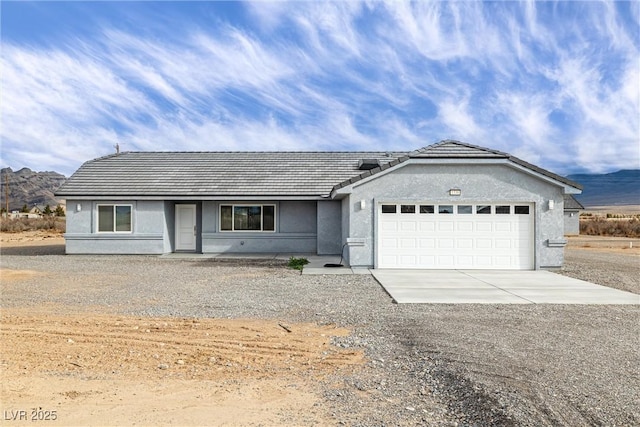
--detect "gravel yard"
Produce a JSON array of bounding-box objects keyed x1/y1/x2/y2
[{"x1": 1, "y1": 240, "x2": 639, "y2": 426}]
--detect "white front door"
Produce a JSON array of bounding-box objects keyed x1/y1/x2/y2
[{"x1": 175, "y1": 204, "x2": 196, "y2": 251}]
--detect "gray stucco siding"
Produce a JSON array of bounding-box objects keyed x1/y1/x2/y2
[
  {"x1": 65, "y1": 199, "x2": 320, "y2": 254},
  {"x1": 564, "y1": 210, "x2": 580, "y2": 236},
  {"x1": 201, "y1": 200, "x2": 317, "y2": 254},
  {"x1": 342, "y1": 163, "x2": 566, "y2": 269},
  {"x1": 317, "y1": 201, "x2": 342, "y2": 255},
  {"x1": 64, "y1": 200, "x2": 165, "y2": 254}
]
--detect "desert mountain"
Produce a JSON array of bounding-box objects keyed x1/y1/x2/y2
[
  {"x1": 567, "y1": 169, "x2": 640, "y2": 207},
  {"x1": 0, "y1": 167, "x2": 67, "y2": 211}
]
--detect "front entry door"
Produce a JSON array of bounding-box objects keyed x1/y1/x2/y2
[{"x1": 175, "y1": 204, "x2": 196, "y2": 251}]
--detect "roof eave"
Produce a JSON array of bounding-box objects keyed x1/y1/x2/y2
[
  {"x1": 330, "y1": 156, "x2": 583, "y2": 196},
  {"x1": 56, "y1": 194, "x2": 329, "y2": 201}
]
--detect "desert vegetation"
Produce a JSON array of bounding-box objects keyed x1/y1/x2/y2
[
  {"x1": 0, "y1": 217, "x2": 65, "y2": 233},
  {"x1": 580, "y1": 217, "x2": 640, "y2": 238}
]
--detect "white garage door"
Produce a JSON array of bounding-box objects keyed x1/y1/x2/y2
[{"x1": 377, "y1": 203, "x2": 534, "y2": 269}]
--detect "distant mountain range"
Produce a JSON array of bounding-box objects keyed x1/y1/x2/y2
[
  {"x1": 567, "y1": 169, "x2": 640, "y2": 207},
  {"x1": 0, "y1": 167, "x2": 67, "y2": 212}
]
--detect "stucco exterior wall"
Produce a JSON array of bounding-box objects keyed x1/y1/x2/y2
[
  {"x1": 65, "y1": 199, "x2": 320, "y2": 254},
  {"x1": 201, "y1": 201, "x2": 317, "y2": 253},
  {"x1": 564, "y1": 210, "x2": 580, "y2": 236},
  {"x1": 343, "y1": 163, "x2": 566, "y2": 269},
  {"x1": 317, "y1": 201, "x2": 342, "y2": 255},
  {"x1": 64, "y1": 200, "x2": 165, "y2": 254},
  {"x1": 163, "y1": 201, "x2": 175, "y2": 253},
  {"x1": 340, "y1": 195, "x2": 351, "y2": 264}
]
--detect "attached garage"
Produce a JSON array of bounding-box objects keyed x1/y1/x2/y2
[
  {"x1": 377, "y1": 202, "x2": 534, "y2": 269},
  {"x1": 330, "y1": 141, "x2": 583, "y2": 271}
]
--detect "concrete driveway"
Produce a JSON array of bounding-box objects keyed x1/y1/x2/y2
[{"x1": 371, "y1": 270, "x2": 640, "y2": 304}]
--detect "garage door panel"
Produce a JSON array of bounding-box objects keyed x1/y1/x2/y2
[
  {"x1": 512, "y1": 239, "x2": 529, "y2": 249},
  {"x1": 477, "y1": 238, "x2": 492, "y2": 249},
  {"x1": 457, "y1": 255, "x2": 474, "y2": 266},
  {"x1": 495, "y1": 222, "x2": 512, "y2": 232},
  {"x1": 418, "y1": 255, "x2": 436, "y2": 266},
  {"x1": 457, "y1": 238, "x2": 473, "y2": 249},
  {"x1": 457, "y1": 221, "x2": 473, "y2": 232},
  {"x1": 400, "y1": 239, "x2": 416, "y2": 248},
  {"x1": 380, "y1": 255, "x2": 398, "y2": 266},
  {"x1": 437, "y1": 255, "x2": 455, "y2": 266},
  {"x1": 419, "y1": 222, "x2": 436, "y2": 232},
  {"x1": 477, "y1": 222, "x2": 492, "y2": 232},
  {"x1": 438, "y1": 238, "x2": 455, "y2": 249},
  {"x1": 495, "y1": 239, "x2": 511, "y2": 249},
  {"x1": 399, "y1": 255, "x2": 417, "y2": 266},
  {"x1": 438, "y1": 221, "x2": 454, "y2": 232},
  {"x1": 476, "y1": 255, "x2": 493, "y2": 266},
  {"x1": 381, "y1": 222, "x2": 398, "y2": 232},
  {"x1": 400, "y1": 221, "x2": 417, "y2": 231},
  {"x1": 419, "y1": 238, "x2": 436, "y2": 248},
  {"x1": 380, "y1": 238, "x2": 398, "y2": 249},
  {"x1": 378, "y1": 203, "x2": 533, "y2": 270},
  {"x1": 493, "y1": 255, "x2": 512, "y2": 267}
]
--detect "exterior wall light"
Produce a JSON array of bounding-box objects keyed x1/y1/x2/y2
[
  {"x1": 548, "y1": 200, "x2": 554, "y2": 210},
  {"x1": 76, "y1": 204, "x2": 82, "y2": 212},
  {"x1": 359, "y1": 200, "x2": 366, "y2": 210},
  {"x1": 449, "y1": 189, "x2": 462, "y2": 196}
]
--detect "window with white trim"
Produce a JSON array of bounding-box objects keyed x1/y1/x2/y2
[
  {"x1": 220, "y1": 205, "x2": 275, "y2": 232},
  {"x1": 97, "y1": 205, "x2": 132, "y2": 232}
]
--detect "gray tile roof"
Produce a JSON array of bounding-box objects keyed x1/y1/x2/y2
[
  {"x1": 331, "y1": 140, "x2": 583, "y2": 192},
  {"x1": 409, "y1": 140, "x2": 507, "y2": 158},
  {"x1": 564, "y1": 194, "x2": 585, "y2": 210},
  {"x1": 56, "y1": 151, "x2": 402, "y2": 198},
  {"x1": 56, "y1": 140, "x2": 582, "y2": 199}
]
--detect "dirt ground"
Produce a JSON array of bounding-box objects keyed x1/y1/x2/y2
[
  {"x1": 0, "y1": 232, "x2": 365, "y2": 426},
  {"x1": 566, "y1": 234, "x2": 640, "y2": 255},
  {"x1": 1, "y1": 307, "x2": 362, "y2": 426},
  {"x1": 0, "y1": 230, "x2": 64, "y2": 246},
  {"x1": 1, "y1": 230, "x2": 638, "y2": 426}
]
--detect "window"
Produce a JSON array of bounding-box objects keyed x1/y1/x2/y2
[
  {"x1": 381, "y1": 205, "x2": 397, "y2": 214},
  {"x1": 419, "y1": 205, "x2": 435, "y2": 214},
  {"x1": 439, "y1": 205, "x2": 453, "y2": 214},
  {"x1": 515, "y1": 205, "x2": 530, "y2": 214},
  {"x1": 496, "y1": 205, "x2": 511, "y2": 214},
  {"x1": 401, "y1": 204, "x2": 416, "y2": 214},
  {"x1": 476, "y1": 205, "x2": 491, "y2": 214},
  {"x1": 97, "y1": 205, "x2": 132, "y2": 232},
  {"x1": 457, "y1": 205, "x2": 473, "y2": 214},
  {"x1": 220, "y1": 205, "x2": 275, "y2": 231}
]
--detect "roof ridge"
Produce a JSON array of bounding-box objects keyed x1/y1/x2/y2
[
  {"x1": 102, "y1": 150, "x2": 403, "y2": 154},
  {"x1": 409, "y1": 140, "x2": 509, "y2": 157},
  {"x1": 85, "y1": 152, "x2": 128, "y2": 163}
]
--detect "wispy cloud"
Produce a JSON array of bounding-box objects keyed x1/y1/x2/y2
[{"x1": 1, "y1": 1, "x2": 638, "y2": 176}]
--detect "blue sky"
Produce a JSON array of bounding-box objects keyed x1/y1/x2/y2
[{"x1": 1, "y1": 1, "x2": 639, "y2": 177}]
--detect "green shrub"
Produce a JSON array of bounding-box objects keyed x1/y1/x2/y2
[{"x1": 287, "y1": 256, "x2": 309, "y2": 271}]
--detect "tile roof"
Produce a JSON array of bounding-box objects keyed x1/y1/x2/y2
[
  {"x1": 331, "y1": 140, "x2": 583, "y2": 192},
  {"x1": 564, "y1": 194, "x2": 585, "y2": 210},
  {"x1": 56, "y1": 151, "x2": 402, "y2": 198},
  {"x1": 56, "y1": 140, "x2": 582, "y2": 199}
]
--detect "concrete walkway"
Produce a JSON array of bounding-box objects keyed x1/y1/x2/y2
[{"x1": 371, "y1": 270, "x2": 640, "y2": 304}]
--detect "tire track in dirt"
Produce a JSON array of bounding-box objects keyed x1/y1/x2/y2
[{"x1": 1, "y1": 312, "x2": 364, "y2": 381}]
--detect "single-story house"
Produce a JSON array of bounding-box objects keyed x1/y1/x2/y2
[
  {"x1": 30, "y1": 205, "x2": 46, "y2": 216},
  {"x1": 55, "y1": 140, "x2": 582, "y2": 270},
  {"x1": 563, "y1": 194, "x2": 584, "y2": 236}
]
